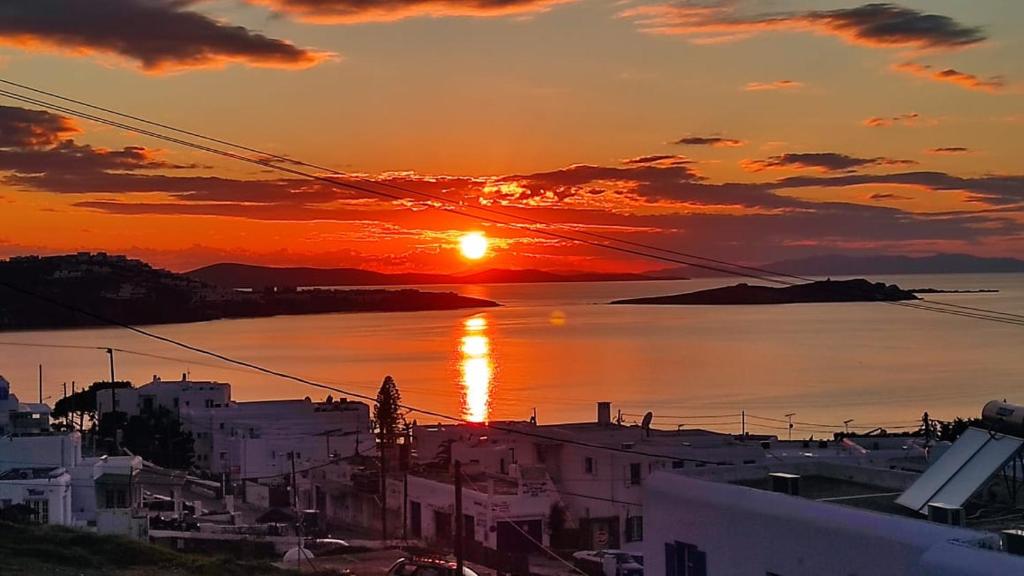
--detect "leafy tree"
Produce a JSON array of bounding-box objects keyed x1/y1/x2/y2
[
  {"x1": 121, "y1": 406, "x2": 195, "y2": 469},
  {"x1": 52, "y1": 380, "x2": 132, "y2": 429},
  {"x1": 938, "y1": 417, "x2": 984, "y2": 442},
  {"x1": 373, "y1": 375, "x2": 405, "y2": 446}
]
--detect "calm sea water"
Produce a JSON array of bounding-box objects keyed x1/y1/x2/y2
[{"x1": 2, "y1": 274, "x2": 1022, "y2": 436}]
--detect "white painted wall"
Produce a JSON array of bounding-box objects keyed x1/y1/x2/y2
[
  {"x1": 643, "y1": 472, "x2": 1023, "y2": 576},
  {"x1": 0, "y1": 470, "x2": 72, "y2": 525},
  {"x1": 0, "y1": 433, "x2": 81, "y2": 471}
]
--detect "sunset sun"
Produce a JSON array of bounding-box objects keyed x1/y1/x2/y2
[{"x1": 459, "y1": 232, "x2": 489, "y2": 260}]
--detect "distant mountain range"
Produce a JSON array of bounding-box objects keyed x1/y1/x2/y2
[
  {"x1": 186, "y1": 263, "x2": 686, "y2": 289},
  {"x1": 649, "y1": 253, "x2": 1024, "y2": 279}
]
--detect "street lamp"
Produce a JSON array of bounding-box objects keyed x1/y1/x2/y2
[{"x1": 843, "y1": 419, "x2": 854, "y2": 435}]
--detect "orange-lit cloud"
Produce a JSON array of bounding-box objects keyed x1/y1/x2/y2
[
  {"x1": 4, "y1": 103, "x2": 1023, "y2": 272},
  {"x1": 743, "y1": 80, "x2": 803, "y2": 92},
  {"x1": 621, "y1": 2, "x2": 986, "y2": 50},
  {"x1": 0, "y1": 0, "x2": 331, "y2": 72},
  {"x1": 891, "y1": 62, "x2": 1005, "y2": 92},
  {"x1": 862, "y1": 112, "x2": 928, "y2": 128},
  {"x1": 245, "y1": 0, "x2": 574, "y2": 23}
]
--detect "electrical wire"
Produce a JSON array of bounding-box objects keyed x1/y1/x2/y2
[{"x1": 0, "y1": 80, "x2": 1022, "y2": 327}]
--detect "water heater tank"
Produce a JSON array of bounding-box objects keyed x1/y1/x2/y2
[{"x1": 981, "y1": 401, "x2": 1024, "y2": 436}]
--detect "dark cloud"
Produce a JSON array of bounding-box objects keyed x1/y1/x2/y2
[
  {"x1": 622, "y1": 2, "x2": 986, "y2": 50},
  {"x1": 927, "y1": 147, "x2": 970, "y2": 155},
  {"x1": 673, "y1": 136, "x2": 745, "y2": 147},
  {"x1": 776, "y1": 172, "x2": 1024, "y2": 206},
  {"x1": 621, "y1": 154, "x2": 691, "y2": 166},
  {"x1": 0, "y1": 105, "x2": 78, "y2": 148},
  {"x1": 0, "y1": 0, "x2": 330, "y2": 72},
  {"x1": 869, "y1": 192, "x2": 912, "y2": 201},
  {"x1": 245, "y1": 0, "x2": 572, "y2": 23},
  {"x1": 743, "y1": 152, "x2": 916, "y2": 173},
  {"x1": 892, "y1": 62, "x2": 1005, "y2": 92}
]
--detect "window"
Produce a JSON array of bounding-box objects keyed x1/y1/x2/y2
[
  {"x1": 626, "y1": 515, "x2": 643, "y2": 542},
  {"x1": 205, "y1": 399, "x2": 214, "y2": 408},
  {"x1": 116, "y1": 489, "x2": 127, "y2": 508},
  {"x1": 664, "y1": 541, "x2": 706, "y2": 576},
  {"x1": 584, "y1": 456, "x2": 595, "y2": 474},
  {"x1": 173, "y1": 397, "x2": 179, "y2": 408},
  {"x1": 629, "y1": 462, "x2": 642, "y2": 486},
  {"x1": 28, "y1": 499, "x2": 48, "y2": 524},
  {"x1": 410, "y1": 501, "x2": 422, "y2": 538}
]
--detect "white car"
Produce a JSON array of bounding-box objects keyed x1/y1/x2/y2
[{"x1": 572, "y1": 550, "x2": 643, "y2": 576}]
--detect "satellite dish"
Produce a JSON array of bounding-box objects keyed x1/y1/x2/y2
[{"x1": 641, "y1": 412, "x2": 653, "y2": 436}]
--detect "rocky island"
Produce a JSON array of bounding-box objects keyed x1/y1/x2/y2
[
  {"x1": 0, "y1": 253, "x2": 499, "y2": 331},
  {"x1": 610, "y1": 278, "x2": 919, "y2": 306}
]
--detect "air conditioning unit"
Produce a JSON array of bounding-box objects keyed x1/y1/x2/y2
[
  {"x1": 769, "y1": 472, "x2": 800, "y2": 496},
  {"x1": 927, "y1": 503, "x2": 965, "y2": 526}
]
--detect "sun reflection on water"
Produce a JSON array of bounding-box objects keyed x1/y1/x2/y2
[{"x1": 460, "y1": 314, "x2": 492, "y2": 422}]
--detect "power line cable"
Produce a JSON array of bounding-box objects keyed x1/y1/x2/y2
[
  {"x1": 0, "y1": 78, "x2": 813, "y2": 286},
  {"x1": 1, "y1": 82, "x2": 1022, "y2": 327},
  {"x1": 0, "y1": 279, "x2": 730, "y2": 466}
]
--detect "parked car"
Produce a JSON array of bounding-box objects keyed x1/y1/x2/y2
[
  {"x1": 387, "y1": 556, "x2": 480, "y2": 576},
  {"x1": 304, "y1": 538, "x2": 351, "y2": 557},
  {"x1": 572, "y1": 550, "x2": 643, "y2": 576}
]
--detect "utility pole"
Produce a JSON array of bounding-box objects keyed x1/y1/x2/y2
[
  {"x1": 843, "y1": 419, "x2": 854, "y2": 435},
  {"x1": 741, "y1": 410, "x2": 746, "y2": 437},
  {"x1": 106, "y1": 348, "x2": 117, "y2": 414},
  {"x1": 290, "y1": 451, "x2": 298, "y2": 510},
  {"x1": 380, "y1": 441, "x2": 387, "y2": 541},
  {"x1": 38, "y1": 364, "x2": 43, "y2": 404},
  {"x1": 785, "y1": 413, "x2": 796, "y2": 441},
  {"x1": 454, "y1": 460, "x2": 464, "y2": 575},
  {"x1": 403, "y1": 472, "x2": 409, "y2": 541}
]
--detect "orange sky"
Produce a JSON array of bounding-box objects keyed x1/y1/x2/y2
[{"x1": 0, "y1": 1, "x2": 1022, "y2": 272}]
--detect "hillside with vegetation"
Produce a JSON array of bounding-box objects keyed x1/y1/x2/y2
[
  {"x1": 0, "y1": 253, "x2": 498, "y2": 330},
  {"x1": 0, "y1": 522, "x2": 328, "y2": 576}
]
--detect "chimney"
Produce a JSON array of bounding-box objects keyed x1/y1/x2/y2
[{"x1": 597, "y1": 402, "x2": 612, "y2": 426}]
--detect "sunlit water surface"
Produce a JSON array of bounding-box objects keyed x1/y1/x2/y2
[{"x1": 2, "y1": 274, "x2": 1021, "y2": 435}]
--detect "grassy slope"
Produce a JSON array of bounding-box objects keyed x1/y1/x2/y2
[{"x1": 0, "y1": 522, "x2": 322, "y2": 576}]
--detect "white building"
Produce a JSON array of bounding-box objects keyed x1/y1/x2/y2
[
  {"x1": 404, "y1": 464, "x2": 561, "y2": 554},
  {"x1": 0, "y1": 374, "x2": 52, "y2": 435},
  {"x1": 71, "y1": 455, "x2": 148, "y2": 539},
  {"x1": 643, "y1": 470, "x2": 1024, "y2": 575},
  {"x1": 0, "y1": 466, "x2": 72, "y2": 525},
  {"x1": 0, "y1": 430, "x2": 146, "y2": 537},
  {"x1": 414, "y1": 403, "x2": 770, "y2": 551},
  {"x1": 96, "y1": 374, "x2": 231, "y2": 418},
  {"x1": 186, "y1": 396, "x2": 372, "y2": 481}
]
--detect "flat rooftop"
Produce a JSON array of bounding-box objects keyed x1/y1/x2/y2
[{"x1": 733, "y1": 472, "x2": 1024, "y2": 533}]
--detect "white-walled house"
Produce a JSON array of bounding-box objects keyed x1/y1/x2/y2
[
  {"x1": 96, "y1": 374, "x2": 231, "y2": 418},
  {"x1": 413, "y1": 403, "x2": 769, "y2": 551},
  {"x1": 0, "y1": 467, "x2": 72, "y2": 525},
  {"x1": 0, "y1": 374, "x2": 51, "y2": 435},
  {"x1": 0, "y1": 431, "x2": 146, "y2": 538},
  {"x1": 404, "y1": 464, "x2": 561, "y2": 554},
  {"x1": 185, "y1": 396, "x2": 372, "y2": 481},
  {"x1": 643, "y1": 471, "x2": 1024, "y2": 575}
]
